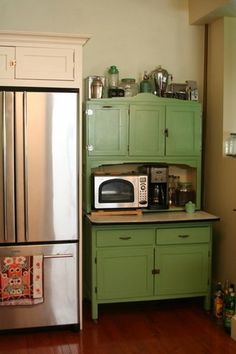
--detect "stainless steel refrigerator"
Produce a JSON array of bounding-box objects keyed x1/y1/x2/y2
[{"x1": 0, "y1": 88, "x2": 80, "y2": 330}]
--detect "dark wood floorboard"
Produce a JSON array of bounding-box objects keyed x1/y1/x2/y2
[{"x1": 1, "y1": 299, "x2": 236, "y2": 354}]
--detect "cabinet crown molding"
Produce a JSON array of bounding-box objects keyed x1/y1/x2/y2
[{"x1": 0, "y1": 30, "x2": 91, "y2": 46}]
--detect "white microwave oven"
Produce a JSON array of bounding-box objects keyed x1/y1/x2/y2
[{"x1": 93, "y1": 174, "x2": 148, "y2": 209}]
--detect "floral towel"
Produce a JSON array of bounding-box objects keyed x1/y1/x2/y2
[{"x1": 0, "y1": 255, "x2": 43, "y2": 306}]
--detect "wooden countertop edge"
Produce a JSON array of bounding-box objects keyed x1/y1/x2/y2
[{"x1": 86, "y1": 210, "x2": 220, "y2": 225}]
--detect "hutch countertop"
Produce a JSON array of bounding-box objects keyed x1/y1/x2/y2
[{"x1": 86, "y1": 210, "x2": 219, "y2": 225}]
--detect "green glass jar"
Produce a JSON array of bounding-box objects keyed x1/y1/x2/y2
[
  {"x1": 140, "y1": 72, "x2": 152, "y2": 93},
  {"x1": 108, "y1": 65, "x2": 119, "y2": 88}
]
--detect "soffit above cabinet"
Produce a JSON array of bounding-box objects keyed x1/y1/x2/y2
[{"x1": 188, "y1": 0, "x2": 236, "y2": 25}]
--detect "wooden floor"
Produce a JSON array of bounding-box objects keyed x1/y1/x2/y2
[{"x1": 1, "y1": 299, "x2": 236, "y2": 354}]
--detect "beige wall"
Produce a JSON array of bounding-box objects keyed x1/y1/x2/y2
[
  {"x1": 204, "y1": 17, "x2": 236, "y2": 283},
  {"x1": 0, "y1": 0, "x2": 205, "y2": 98}
]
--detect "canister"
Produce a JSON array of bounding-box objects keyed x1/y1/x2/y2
[
  {"x1": 91, "y1": 77, "x2": 103, "y2": 99},
  {"x1": 120, "y1": 78, "x2": 138, "y2": 97},
  {"x1": 224, "y1": 133, "x2": 236, "y2": 156},
  {"x1": 175, "y1": 182, "x2": 195, "y2": 206}
]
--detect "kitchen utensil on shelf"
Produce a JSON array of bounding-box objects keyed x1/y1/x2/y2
[{"x1": 148, "y1": 65, "x2": 169, "y2": 96}]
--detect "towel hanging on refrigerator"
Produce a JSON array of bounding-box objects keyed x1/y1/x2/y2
[{"x1": 0, "y1": 255, "x2": 44, "y2": 306}]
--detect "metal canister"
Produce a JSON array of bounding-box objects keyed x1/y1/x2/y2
[{"x1": 91, "y1": 77, "x2": 103, "y2": 99}]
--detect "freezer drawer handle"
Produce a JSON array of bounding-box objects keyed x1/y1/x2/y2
[{"x1": 44, "y1": 253, "x2": 74, "y2": 259}]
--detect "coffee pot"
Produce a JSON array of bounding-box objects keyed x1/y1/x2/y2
[{"x1": 148, "y1": 65, "x2": 169, "y2": 97}]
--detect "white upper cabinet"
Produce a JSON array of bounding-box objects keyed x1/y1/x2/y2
[
  {"x1": 15, "y1": 47, "x2": 75, "y2": 81},
  {"x1": 0, "y1": 46, "x2": 15, "y2": 79},
  {"x1": 0, "y1": 31, "x2": 90, "y2": 88}
]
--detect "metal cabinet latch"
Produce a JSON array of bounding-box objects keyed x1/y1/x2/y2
[{"x1": 152, "y1": 269, "x2": 160, "y2": 275}]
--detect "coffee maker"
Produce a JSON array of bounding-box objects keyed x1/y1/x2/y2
[{"x1": 147, "y1": 166, "x2": 169, "y2": 209}]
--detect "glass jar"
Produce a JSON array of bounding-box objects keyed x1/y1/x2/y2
[
  {"x1": 175, "y1": 182, "x2": 195, "y2": 206},
  {"x1": 119, "y1": 78, "x2": 139, "y2": 97},
  {"x1": 108, "y1": 65, "x2": 119, "y2": 88},
  {"x1": 224, "y1": 133, "x2": 236, "y2": 156}
]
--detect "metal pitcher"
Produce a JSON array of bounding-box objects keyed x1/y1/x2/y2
[{"x1": 148, "y1": 65, "x2": 169, "y2": 97}]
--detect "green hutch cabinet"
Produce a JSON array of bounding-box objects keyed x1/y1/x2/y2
[
  {"x1": 83, "y1": 93, "x2": 202, "y2": 213},
  {"x1": 83, "y1": 93, "x2": 218, "y2": 320},
  {"x1": 84, "y1": 217, "x2": 215, "y2": 320},
  {"x1": 85, "y1": 94, "x2": 201, "y2": 159}
]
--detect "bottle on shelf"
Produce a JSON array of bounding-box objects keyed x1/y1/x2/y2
[
  {"x1": 223, "y1": 284, "x2": 236, "y2": 332},
  {"x1": 213, "y1": 282, "x2": 224, "y2": 320}
]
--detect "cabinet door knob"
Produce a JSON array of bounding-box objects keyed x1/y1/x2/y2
[
  {"x1": 9, "y1": 60, "x2": 16, "y2": 67},
  {"x1": 86, "y1": 109, "x2": 93, "y2": 116},
  {"x1": 119, "y1": 236, "x2": 131, "y2": 240},
  {"x1": 164, "y1": 128, "x2": 169, "y2": 137},
  {"x1": 178, "y1": 234, "x2": 190, "y2": 238},
  {"x1": 86, "y1": 144, "x2": 94, "y2": 152}
]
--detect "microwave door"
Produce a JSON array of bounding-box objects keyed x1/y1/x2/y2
[
  {"x1": 0, "y1": 91, "x2": 16, "y2": 243},
  {"x1": 96, "y1": 178, "x2": 135, "y2": 209}
]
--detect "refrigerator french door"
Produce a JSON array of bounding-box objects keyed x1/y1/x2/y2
[{"x1": 0, "y1": 88, "x2": 80, "y2": 330}]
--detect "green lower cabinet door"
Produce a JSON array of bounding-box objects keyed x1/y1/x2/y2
[
  {"x1": 96, "y1": 247, "x2": 154, "y2": 300},
  {"x1": 154, "y1": 244, "x2": 209, "y2": 296}
]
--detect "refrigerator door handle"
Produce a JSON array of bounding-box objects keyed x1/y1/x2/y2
[
  {"x1": 23, "y1": 92, "x2": 29, "y2": 242},
  {"x1": 2, "y1": 92, "x2": 7, "y2": 241},
  {"x1": 44, "y1": 253, "x2": 74, "y2": 259},
  {"x1": 2, "y1": 92, "x2": 16, "y2": 242}
]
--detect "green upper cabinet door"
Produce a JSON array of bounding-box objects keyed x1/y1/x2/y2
[
  {"x1": 165, "y1": 105, "x2": 202, "y2": 156},
  {"x1": 86, "y1": 104, "x2": 129, "y2": 156},
  {"x1": 129, "y1": 104, "x2": 165, "y2": 156}
]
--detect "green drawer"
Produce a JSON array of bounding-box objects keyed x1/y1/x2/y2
[
  {"x1": 156, "y1": 227, "x2": 210, "y2": 245},
  {"x1": 96, "y1": 228, "x2": 155, "y2": 247}
]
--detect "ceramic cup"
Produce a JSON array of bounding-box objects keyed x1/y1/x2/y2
[{"x1": 185, "y1": 201, "x2": 196, "y2": 213}]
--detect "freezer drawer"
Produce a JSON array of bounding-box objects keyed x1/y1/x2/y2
[{"x1": 0, "y1": 243, "x2": 79, "y2": 330}]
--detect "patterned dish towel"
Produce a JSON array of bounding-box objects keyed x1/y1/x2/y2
[{"x1": 0, "y1": 255, "x2": 43, "y2": 306}]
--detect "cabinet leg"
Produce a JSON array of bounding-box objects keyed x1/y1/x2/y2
[
  {"x1": 92, "y1": 301, "x2": 98, "y2": 320},
  {"x1": 204, "y1": 294, "x2": 211, "y2": 311}
]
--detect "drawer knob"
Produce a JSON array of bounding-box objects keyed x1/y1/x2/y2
[
  {"x1": 178, "y1": 234, "x2": 190, "y2": 238},
  {"x1": 119, "y1": 236, "x2": 131, "y2": 240}
]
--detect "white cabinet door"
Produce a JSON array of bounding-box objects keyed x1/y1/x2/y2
[
  {"x1": 0, "y1": 47, "x2": 15, "y2": 79},
  {"x1": 15, "y1": 47, "x2": 75, "y2": 81}
]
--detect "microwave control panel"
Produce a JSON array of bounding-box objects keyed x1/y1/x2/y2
[{"x1": 138, "y1": 176, "x2": 148, "y2": 206}]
